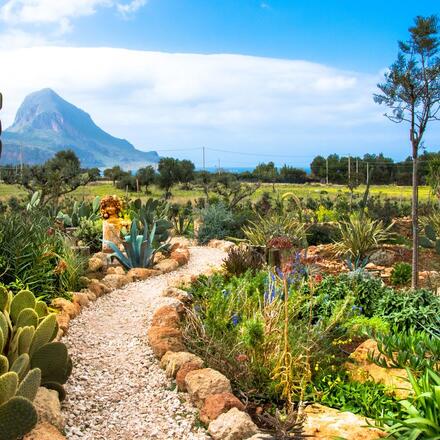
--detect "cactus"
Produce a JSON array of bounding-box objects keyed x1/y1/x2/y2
[
  {"x1": 15, "y1": 308, "x2": 39, "y2": 329},
  {"x1": 0, "y1": 286, "x2": 8, "y2": 312},
  {"x1": 0, "y1": 372, "x2": 18, "y2": 405},
  {"x1": 0, "y1": 396, "x2": 38, "y2": 440},
  {"x1": 10, "y1": 354, "x2": 30, "y2": 381},
  {"x1": 419, "y1": 222, "x2": 440, "y2": 253},
  {"x1": 29, "y1": 314, "x2": 57, "y2": 356},
  {"x1": 31, "y1": 342, "x2": 71, "y2": 385},
  {"x1": 17, "y1": 369, "x2": 41, "y2": 401},
  {"x1": 10, "y1": 290, "x2": 35, "y2": 322}
]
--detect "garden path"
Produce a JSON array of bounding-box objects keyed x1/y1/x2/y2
[{"x1": 61, "y1": 246, "x2": 226, "y2": 440}]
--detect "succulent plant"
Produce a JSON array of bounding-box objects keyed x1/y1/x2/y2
[{"x1": 419, "y1": 222, "x2": 440, "y2": 253}]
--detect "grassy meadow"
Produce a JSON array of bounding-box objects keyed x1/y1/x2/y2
[{"x1": 0, "y1": 181, "x2": 433, "y2": 204}]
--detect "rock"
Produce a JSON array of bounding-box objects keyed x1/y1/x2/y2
[
  {"x1": 170, "y1": 236, "x2": 192, "y2": 250},
  {"x1": 246, "y1": 435, "x2": 273, "y2": 440},
  {"x1": 303, "y1": 404, "x2": 386, "y2": 439},
  {"x1": 78, "y1": 276, "x2": 91, "y2": 288},
  {"x1": 161, "y1": 286, "x2": 193, "y2": 303},
  {"x1": 87, "y1": 279, "x2": 108, "y2": 297},
  {"x1": 176, "y1": 361, "x2": 204, "y2": 391},
  {"x1": 72, "y1": 292, "x2": 90, "y2": 308},
  {"x1": 33, "y1": 387, "x2": 64, "y2": 431},
  {"x1": 151, "y1": 305, "x2": 181, "y2": 328},
  {"x1": 160, "y1": 351, "x2": 203, "y2": 378},
  {"x1": 208, "y1": 240, "x2": 235, "y2": 252},
  {"x1": 346, "y1": 339, "x2": 411, "y2": 399},
  {"x1": 171, "y1": 248, "x2": 190, "y2": 266},
  {"x1": 106, "y1": 266, "x2": 126, "y2": 275},
  {"x1": 185, "y1": 368, "x2": 232, "y2": 408},
  {"x1": 208, "y1": 407, "x2": 258, "y2": 440},
  {"x1": 84, "y1": 289, "x2": 97, "y2": 302},
  {"x1": 55, "y1": 312, "x2": 70, "y2": 334},
  {"x1": 88, "y1": 257, "x2": 104, "y2": 272},
  {"x1": 101, "y1": 273, "x2": 131, "y2": 290},
  {"x1": 92, "y1": 251, "x2": 110, "y2": 265},
  {"x1": 368, "y1": 249, "x2": 395, "y2": 267},
  {"x1": 51, "y1": 298, "x2": 80, "y2": 319},
  {"x1": 155, "y1": 258, "x2": 180, "y2": 274},
  {"x1": 200, "y1": 393, "x2": 245, "y2": 425},
  {"x1": 147, "y1": 326, "x2": 185, "y2": 358},
  {"x1": 168, "y1": 274, "x2": 194, "y2": 289},
  {"x1": 23, "y1": 422, "x2": 66, "y2": 440},
  {"x1": 127, "y1": 268, "x2": 160, "y2": 281}
]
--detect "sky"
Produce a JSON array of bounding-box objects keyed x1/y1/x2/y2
[{"x1": 0, "y1": 0, "x2": 439, "y2": 168}]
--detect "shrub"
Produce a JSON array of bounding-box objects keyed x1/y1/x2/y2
[
  {"x1": 74, "y1": 218, "x2": 102, "y2": 253},
  {"x1": 222, "y1": 245, "x2": 265, "y2": 276},
  {"x1": 306, "y1": 222, "x2": 340, "y2": 245},
  {"x1": 333, "y1": 213, "x2": 391, "y2": 260},
  {"x1": 376, "y1": 288, "x2": 440, "y2": 332},
  {"x1": 315, "y1": 205, "x2": 338, "y2": 222},
  {"x1": 390, "y1": 262, "x2": 412, "y2": 287},
  {"x1": 197, "y1": 203, "x2": 235, "y2": 244}
]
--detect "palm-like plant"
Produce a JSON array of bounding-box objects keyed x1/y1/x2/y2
[
  {"x1": 385, "y1": 368, "x2": 440, "y2": 439},
  {"x1": 105, "y1": 220, "x2": 168, "y2": 269},
  {"x1": 333, "y1": 213, "x2": 391, "y2": 260}
]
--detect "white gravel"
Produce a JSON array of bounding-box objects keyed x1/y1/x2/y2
[{"x1": 62, "y1": 246, "x2": 226, "y2": 440}]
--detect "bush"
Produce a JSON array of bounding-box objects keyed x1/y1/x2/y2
[
  {"x1": 306, "y1": 222, "x2": 340, "y2": 245},
  {"x1": 197, "y1": 203, "x2": 236, "y2": 244},
  {"x1": 390, "y1": 262, "x2": 412, "y2": 287},
  {"x1": 74, "y1": 218, "x2": 102, "y2": 253},
  {"x1": 222, "y1": 245, "x2": 265, "y2": 276}
]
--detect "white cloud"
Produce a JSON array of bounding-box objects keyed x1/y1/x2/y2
[
  {"x1": 0, "y1": 46, "x2": 431, "y2": 166},
  {"x1": 0, "y1": 0, "x2": 146, "y2": 34}
]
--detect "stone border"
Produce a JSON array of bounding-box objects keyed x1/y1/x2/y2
[{"x1": 25, "y1": 238, "x2": 192, "y2": 439}]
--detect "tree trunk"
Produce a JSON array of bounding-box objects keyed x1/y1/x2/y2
[{"x1": 411, "y1": 150, "x2": 419, "y2": 289}]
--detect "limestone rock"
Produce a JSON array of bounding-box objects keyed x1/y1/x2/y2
[
  {"x1": 88, "y1": 257, "x2": 104, "y2": 273},
  {"x1": 368, "y1": 249, "x2": 395, "y2": 267},
  {"x1": 208, "y1": 407, "x2": 258, "y2": 440},
  {"x1": 33, "y1": 387, "x2": 64, "y2": 431},
  {"x1": 171, "y1": 248, "x2": 190, "y2": 266},
  {"x1": 147, "y1": 326, "x2": 185, "y2": 358},
  {"x1": 87, "y1": 279, "x2": 108, "y2": 297},
  {"x1": 160, "y1": 351, "x2": 203, "y2": 378},
  {"x1": 346, "y1": 339, "x2": 410, "y2": 398},
  {"x1": 106, "y1": 266, "x2": 126, "y2": 275},
  {"x1": 200, "y1": 392, "x2": 245, "y2": 425},
  {"x1": 101, "y1": 273, "x2": 131, "y2": 290},
  {"x1": 185, "y1": 368, "x2": 232, "y2": 408},
  {"x1": 78, "y1": 276, "x2": 91, "y2": 288},
  {"x1": 127, "y1": 268, "x2": 160, "y2": 281},
  {"x1": 72, "y1": 292, "x2": 90, "y2": 308},
  {"x1": 208, "y1": 240, "x2": 235, "y2": 252},
  {"x1": 161, "y1": 286, "x2": 193, "y2": 303},
  {"x1": 151, "y1": 305, "x2": 181, "y2": 329},
  {"x1": 55, "y1": 312, "x2": 70, "y2": 334},
  {"x1": 84, "y1": 289, "x2": 97, "y2": 302},
  {"x1": 170, "y1": 236, "x2": 192, "y2": 250},
  {"x1": 176, "y1": 361, "x2": 204, "y2": 391},
  {"x1": 23, "y1": 422, "x2": 66, "y2": 440},
  {"x1": 51, "y1": 298, "x2": 80, "y2": 319},
  {"x1": 155, "y1": 258, "x2": 179, "y2": 274},
  {"x1": 303, "y1": 404, "x2": 386, "y2": 439}
]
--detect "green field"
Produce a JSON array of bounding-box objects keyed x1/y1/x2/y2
[{"x1": 0, "y1": 181, "x2": 433, "y2": 204}]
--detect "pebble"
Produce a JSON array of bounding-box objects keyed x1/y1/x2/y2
[{"x1": 62, "y1": 247, "x2": 225, "y2": 440}]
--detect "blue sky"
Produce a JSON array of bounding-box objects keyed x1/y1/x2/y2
[{"x1": 0, "y1": 0, "x2": 439, "y2": 168}]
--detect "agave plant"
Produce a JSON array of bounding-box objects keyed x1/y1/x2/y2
[
  {"x1": 105, "y1": 220, "x2": 168, "y2": 270},
  {"x1": 333, "y1": 213, "x2": 391, "y2": 260}
]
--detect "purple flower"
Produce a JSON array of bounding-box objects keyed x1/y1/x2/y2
[{"x1": 231, "y1": 314, "x2": 240, "y2": 326}]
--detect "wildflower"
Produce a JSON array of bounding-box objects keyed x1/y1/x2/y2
[
  {"x1": 231, "y1": 314, "x2": 240, "y2": 326},
  {"x1": 54, "y1": 259, "x2": 67, "y2": 275},
  {"x1": 222, "y1": 289, "x2": 230, "y2": 298},
  {"x1": 235, "y1": 354, "x2": 249, "y2": 362}
]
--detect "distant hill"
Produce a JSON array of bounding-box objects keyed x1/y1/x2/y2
[{"x1": 1, "y1": 88, "x2": 159, "y2": 169}]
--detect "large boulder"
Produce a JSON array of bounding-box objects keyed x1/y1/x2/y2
[
  {"x1": 200, "y1": 393, "x2": 245, "y2": 425},
  {"x1": 346, "y1": 339, "x2": 411, "y2": 399},
  {"x1": 185, "y1": 368, "x2": 232, "y2": 408},
  {"x1": 147, "y1": 326, "x2": 185, "y2": 358},
  {"x1": 208, "y1": 407, "x2": 258, "y2": 440},
  {"x1": 33, "y1": 388, "x2": 64, "y2": 431},
  {"x1": 303, "y1": 404, "x2": 386, "y2": 439},
  {"x1": 155, "y1": 258, "x2": 179, "y2": 274},
  {"x1": 160, "y1": 351, "x2": 203, "y2": 378},
  {"x1": 151, "y1": 305, "x2": 181, "y2": 328},
  {"x1": 23, "y1": 422, "x2": 66, "y2": 440}
]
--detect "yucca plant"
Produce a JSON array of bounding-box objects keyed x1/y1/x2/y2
[
  {"x1": 105, "y1": 220, "x2": 168, "y2": 270},
  {"x1": 333, "y1": 213, "x2": 391, "y2": 260},
  {"x1": 385, "y1": 368, "x2": 440, "y2": 439}
]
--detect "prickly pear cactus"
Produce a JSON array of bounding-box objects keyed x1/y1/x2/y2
[
  {"x1": 0, "y1": 396, "x2": 38, "y2": 440},
  {"x1": 419, "y1": 223, "x2": 440, "y2": 254}
]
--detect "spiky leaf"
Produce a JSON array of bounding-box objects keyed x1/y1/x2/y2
[{"x1": 0, "y1": 396, "x2": 38, "y2": 440}]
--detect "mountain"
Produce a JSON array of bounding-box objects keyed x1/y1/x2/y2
[{"x1": 1, "y1": 88, "x2": 159, "y2": 169}]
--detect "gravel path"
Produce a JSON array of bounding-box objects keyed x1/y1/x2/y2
[{"x1": 62, "y1": 247, "x2": 226, "y2": 440}]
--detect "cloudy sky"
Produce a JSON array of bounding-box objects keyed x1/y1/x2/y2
[{"x1": 0, "y1": 0, "x2": 438, "y2": 168}]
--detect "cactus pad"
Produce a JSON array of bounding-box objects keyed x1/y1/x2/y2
[
  {"x1": 0, "y1": 396, "x2": 38, "y2": 440},
  {"x1": 0, "y1": 356, "x2": 8, "y2": 375},
  {"x1": 0, "y1": 372, "x2": 18, "y2": 405},
  {"x1": 15, "y1": 308, "x2": 39, "y2": 329},
  {"x1": 43, "y1": 381, "x2": 66, "y2": 401},
  {"x1": 29, "y1": 314, "x2": 57, "y2": 356},
  {"x1": 10, "y1": 354, "x2": 30, "y2": 381},
  {"x1": 31, "y1": 342, "x2": 71, "y2": 385},
  {"x1": 0, "y1": 287, "x2": 8, "y2": 312},
  {"x1": 17, "y1": 368, "x2": 41, "y2": 402},
  {"x1": 0, "y1": 313, "x2": 8, "y2": 351},
  {"x1": 10, "y1": 290, "x2": 36, "y2": 323},
  {"x1": 34, "y1": 301, "x2": 48, "y2": 319},
  {"x1": 18, "y1": 326, "x2": 35, "y2": 356}
]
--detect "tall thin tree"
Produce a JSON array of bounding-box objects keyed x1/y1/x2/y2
[{"x1": 374, "y1": 15, "x2": 440, "y2": 288}]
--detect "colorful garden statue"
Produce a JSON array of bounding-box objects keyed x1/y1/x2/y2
[{"x1": 100, "y1": 195, "x2": 128, "y2": 252}]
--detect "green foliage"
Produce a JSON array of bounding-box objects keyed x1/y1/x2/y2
[
  {"x1": 370, "y1": 329, "x2": 440, "y2": 373},
  {"x1": 375, "y1": 288, "x2": 440, "y2": 332},
  {"x1": 56, "y1": 196, "x2": 100, "y2": 228},
  {"x1": 343, "y1": 315, "x2": 390, "y2": 339},
  {"x1": 222, "y1": 245, "x2": 265, "y2": 277},
  {"x1": 197, "y1": 203, "x2": 236, "y2": 244},
  {"x1": 306, "y1": 222, "x2": 340, "y2": 246},
  {"x1": 419, "y1": 221, "x2": 440, "y2": 254},
  {"x1": 105, "y1": 220, "x2": 169, "y2": 269},
  {"x1": 390, "y1": 262, "x2": 412, "y2": 287},
  {"x1": 315, "y1": 205, "x2": 338, "y2": 222},
  {"x1": 0, "y1": 395, "x2": 38, "y2": 440},
  {"x1": 333, "y1": 213, "x2": 391, "y2": 260},
  {"x1": 241, "y1": 212, "x2": 306, "y2": 247},
  {"x1": 313, "y1": 373, "x2": 399, "y2": 420},
  {"x1": 74, "y1": 218, "x2": 102, "y2": 253},
  {"x1": 384, "y1": 368, "x2": 440, "y2": 439}
]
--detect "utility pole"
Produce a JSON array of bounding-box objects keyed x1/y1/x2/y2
[
  {"x1": 325, "y1": 158, "x2": 329, "y2": 185},
  {"x1": 348, "y1": 156, "x2": 351, "y2": 184},
  {"x1": 202, "y1": 147, "x2": 206, "y2": 171},
  {"x1": 356, "y1": 158, "x2": 359, "y2": 186},
  {"x1": 217, "y1": 158, "x2": 220, "y2": 175},
  {"x1": 366, "y1": 162, "x2": 369, "y2": 184}
]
